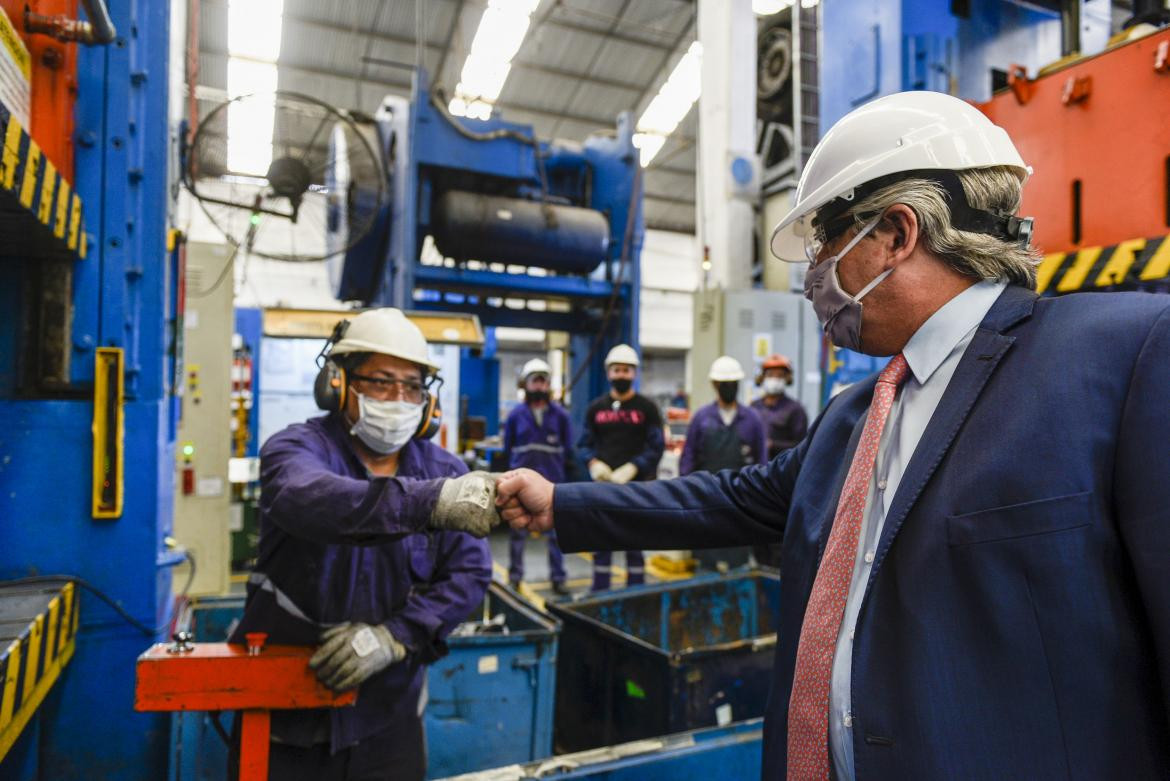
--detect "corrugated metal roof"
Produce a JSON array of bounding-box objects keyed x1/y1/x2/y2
[{"x1": 197, "y1": 0, "x2": 698, "y2": 232}]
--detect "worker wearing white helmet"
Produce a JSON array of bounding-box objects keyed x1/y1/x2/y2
[
  {"x1": 493, "y1": 90, "x2": 1170, "y2": 780},
  {"x1": 231, "y1": 307, "x2": 492, "y2": 781},
  {"x1": 502, "y1": 357, "x2": 571, "y2": 596},
  {"x1": 678, "y1": 356, "x2": 766, "y2": 573},
  {"x1": 576, "y1": 343, "x2": 664, "y2": 591}
]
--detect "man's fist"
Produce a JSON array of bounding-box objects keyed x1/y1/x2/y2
[
  {"x1": 588, "y1": 460, "x2": 612, "y2": 482},
  {"x1": 496, "y1": 468, "x2": 555, "y2": 534},
  {"x1": 429, "y1": 471, "x2": 501, "y2": 537}
]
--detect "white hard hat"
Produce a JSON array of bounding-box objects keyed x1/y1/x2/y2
[
  {"x1": 604, "y1": 344, "x2": 640, "y2": 368},
  {"x1": 708, "y1": 355, "x2": 745, "y2": 382},
  {"x1": 770, "y1": 91, "x2": 1030, "y2": 258},
  {"x1": 329, "y1": 308, "x2": 438, "y2": 372},
  {"x1": 521, "y1": 358, "x2": 551, "y2": 380}
]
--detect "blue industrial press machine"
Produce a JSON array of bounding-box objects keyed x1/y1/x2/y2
[
  {"x1": 326, "y1": 69, "x2": 645, "y2": 431},
  {"x1": 0, "y1": 1, "x2": 177, "y2": 779}
]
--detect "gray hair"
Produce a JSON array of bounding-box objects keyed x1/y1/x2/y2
[{"x1": 843, "y1": 166, "x2": 1039, "y2": 289}]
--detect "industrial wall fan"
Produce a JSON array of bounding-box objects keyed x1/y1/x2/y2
[{"x1": 185, "y1": 91, "x2": 386, "y2": 263}]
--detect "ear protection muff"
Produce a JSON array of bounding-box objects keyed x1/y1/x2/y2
[
  {"x1": 415, "y1": 377, "x2": 443, "y2": 440},
  {"x1": 314, "y1": 319, "x2": 350, "y2": 412}
]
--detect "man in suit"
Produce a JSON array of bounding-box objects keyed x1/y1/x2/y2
[{"x1": 484, "y1": 91, "x2": 1170, "y2": 779}]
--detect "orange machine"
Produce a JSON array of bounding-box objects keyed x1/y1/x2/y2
[
  {"x1": 979, "y1": 26, "x2": 1170, "y2": 294},
  {"x1": 0, "y1": 0, "x2": 80, "y2": 178},
  {"x1": 135, "y1": 636, "x2": 357, "y2": 781}
]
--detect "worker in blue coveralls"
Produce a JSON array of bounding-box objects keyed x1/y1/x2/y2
[
  {"x1": 229, "y1": 307, "x2": 494, "y2": 781},
  {"x1": 503, "y1": 358, "x2": 572, "y2": 596},
  {"x1": 680, "y1": 355, "x2": 767, "y2": 571},
  {"x1": 577, "y1": 344, "x2": 665, "y2": 591}
]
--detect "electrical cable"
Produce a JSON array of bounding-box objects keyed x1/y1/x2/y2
[
  {"x1": 188, "y1": 240, "x2": 240, "y2": 299},
  {"x1": 2, "y1": 549, "x2": 197, "y2": 638}
]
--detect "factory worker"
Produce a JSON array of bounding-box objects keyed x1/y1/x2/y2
[
  {"x1": 230, "y1": 307, "x2": 494, "y2": 781},
  {"x1": 751, "y1": 353, "x2": 809, "y2": 462},
  {"x1": 488, "y1": 91, "x2": 1170, "y2": 780},
  {"x1": 502, "y1": 358, "x2": 571, "y2": 595},
  {"x1": 678, "y1": 355, "x2": 767, "y2": 570},
  {"x1": 576, "y1": 344, "x2": 664, "y2": 591}
]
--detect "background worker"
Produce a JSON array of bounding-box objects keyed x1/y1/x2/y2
[
  {"x1": 577, "y1": 343, "x2": 665, "y2": 591},
  {"x1": 750, "y1": 353, "x2": 808, "y2": 567},
  {"x1": 679, "y1": 355, "x2": 766, "y2": 570},
  {"x1": 229, "y1": 308, "x2": 492, "y2": 781},
  {"x1": 502, "y1": 358, "x2": 572, "y2": 596},
  {"x1": 752, "y1": 353, "x2": 809, "y2": 461}
]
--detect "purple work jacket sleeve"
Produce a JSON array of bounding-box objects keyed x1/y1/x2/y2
[{"x1": 260, "y1": 424, "x2": 442, "y2": 544}]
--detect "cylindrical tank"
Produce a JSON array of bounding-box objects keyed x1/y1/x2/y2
[{"x1": 432, "y1": 190, "x2": 610, "y2": 273}]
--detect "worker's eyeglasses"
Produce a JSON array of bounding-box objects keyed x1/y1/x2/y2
[
  {"x1": 350, "y1": 374, "x2": 425, "y2": 403},
  {"x1": 805, "y1": 212, "x2": 877, "y2": 263}
]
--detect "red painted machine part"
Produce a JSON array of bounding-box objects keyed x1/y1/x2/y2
[{"x1": 978, "y1": 27, "x2": 1170, "y2": 256}]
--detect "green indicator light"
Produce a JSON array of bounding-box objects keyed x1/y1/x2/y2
[
  {"x1": 249, "y1": 213, "x2": 261, "y2": 226},
  {"x1": 182, "y1": 443, "x2": 195, "y2": 457}
]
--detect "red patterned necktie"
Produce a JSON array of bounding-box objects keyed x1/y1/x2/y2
[{"x1": 786, "y1": 353, "x2": 911, "y2": 780}]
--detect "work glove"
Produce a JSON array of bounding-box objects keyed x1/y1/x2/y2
[
  {"x1": 588, "y1": 460, "x2": 613, "y2": 482},
  {"x1": 429, "y1": 471, "x2": 501, "y2": 537},
  {"x1": 309, "y1": 622, "x2": 405, "y2": 692},
  {"x1": 610, "y1": 462, "x2": 639, "y2": 485}
]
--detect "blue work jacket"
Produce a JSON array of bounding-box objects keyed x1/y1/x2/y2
[
  {"x1": 550, "y1": 287, "x2": 1170, "y2": 779},
  {"x1": 503, "y1": 402, "x2": 573, "y2": 483},
  {"x1": 679, "y1": 402, "x2": 767, "y2": 475},
  {"x1": 230, "y1": 413, "x2": 491, "y2": 752}
]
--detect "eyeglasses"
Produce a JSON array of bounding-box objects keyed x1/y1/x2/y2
[
  {"x1": 350, "y1": 373, "x2": 425, "y2": 403},
  {"x1": 804, "y1": 211, "x2": 879, "y2": 263}
]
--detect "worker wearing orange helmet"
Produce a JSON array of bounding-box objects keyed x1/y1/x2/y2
[{"x1": 751, "y1": 354, "x2": 809, "y2": 462}]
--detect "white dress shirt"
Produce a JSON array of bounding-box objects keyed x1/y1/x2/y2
[{"x1": 828, "y1": 279, "x2": 1007, "y2": 780}]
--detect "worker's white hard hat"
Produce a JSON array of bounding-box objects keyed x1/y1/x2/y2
[
  {"x1": 770, "y1": 91, "x2": 1030, "y2": 259},
  {"x1": 521, "y1": 358, "x2": 552, "y2": 380},
  {"x1": 329, "y1": 308, "x2": 438, "y2": 371},
  {"x1": 604, "y1": 344, "x2": 640, "y2": 368},
  {"x1": 708, "y1": 355, "x2": 745, "y2": 382}
]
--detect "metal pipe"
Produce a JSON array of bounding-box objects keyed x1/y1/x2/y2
[{"x1": 25, "y1": 0, "x2": 117, "y2": 45}]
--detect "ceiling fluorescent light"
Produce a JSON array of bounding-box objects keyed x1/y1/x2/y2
[
  {"x1": 449, "y1": 0, "x2": 540, "y2": 118},
  {"x1": 227, "y1": 0, "x2": 284, "y2": 61},
  {"x1": 752, "y1": 0, "x2": 794, "y2": 13},
  {"x1": 634, "y1": 40, "x2": 702, "y2": 167}
]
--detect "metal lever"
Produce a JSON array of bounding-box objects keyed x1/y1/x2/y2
[{"x1": 168, "y1": 631, "x2": 195, "y2": 654}]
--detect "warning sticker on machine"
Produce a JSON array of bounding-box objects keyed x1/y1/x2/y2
[{"x1": 0, "y1": 7, "x2": 29, "y2": 128}]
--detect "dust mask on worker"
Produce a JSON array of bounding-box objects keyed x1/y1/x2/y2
[
  {"x1": 350, "y1": 393, "x2": 423, "y2": 454},
  {"x1": 762, "y1": 377, "x2": 787, "y2": 395}
]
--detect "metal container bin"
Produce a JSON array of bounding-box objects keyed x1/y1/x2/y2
[
  {"x1": 546, "y1": 570, "x2": 780, "y2": 753},
  {"x1": 426, "y1": 582, "x2": 560, "y2": 778},
  {"x1": 435, "y1": 718, "x2": 763, "y2": 781}
]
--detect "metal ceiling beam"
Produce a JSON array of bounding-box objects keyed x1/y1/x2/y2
[{"x1": 644, "y1": 192, "x2": 695, "y2": 207}]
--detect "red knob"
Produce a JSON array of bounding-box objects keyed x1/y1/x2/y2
[{"x1": 245, "y1": 632, "x2": 267, "y2": 655}]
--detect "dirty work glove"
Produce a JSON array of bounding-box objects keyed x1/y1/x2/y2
[
  {"x1": 309, "y1": 622, "x2": 405, "y2": 692},
  {"x1": 588, "y1": 460, "x2": 613, "y2": 482},
  {"x1": 429, "y1": 471, "x2": 500, "y2": 537},
  {"x1": 610, "y1": 462, "x2": 639, "y2": 485}
]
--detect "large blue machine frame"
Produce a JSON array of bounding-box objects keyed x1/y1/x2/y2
[
  {"x1": 0, "y1": 1, "x2": 176, "y2": 779},
  {"x1": 336, "y1": 69, "x2": 644, "y2": 427}
]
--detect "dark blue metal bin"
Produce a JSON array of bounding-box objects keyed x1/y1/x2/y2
[
  {"x1": 435, "y1": 718, "x2": 764, "y2": 781},
  {"x1": 545, "y1": 570, "x2": 780, "y2": 753},
  {"x1": 425, "y1": 582, "x2": 560, "y2": 778}
]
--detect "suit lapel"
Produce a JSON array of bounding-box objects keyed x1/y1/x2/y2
[{"x1": 866, "y1": 285, "x2": 1038, "y2": 582}]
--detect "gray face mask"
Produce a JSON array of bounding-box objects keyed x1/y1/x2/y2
[{"x1": 803, "y1": 216, "x2": 891, "y2": 352}]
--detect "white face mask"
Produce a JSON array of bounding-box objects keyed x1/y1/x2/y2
[
  {"x1": 762, "y1": 377, "x2": 787, "y2": 395},
  {"x1": 349, "y1": 393, "x2": 423, "y2": 455}
]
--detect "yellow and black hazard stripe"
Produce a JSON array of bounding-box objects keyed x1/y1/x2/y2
[
  {"x1": 1037, "y1": 236, "x2": 1170, "y2": 294},
  {"x1": 0, "y1": 103, "x2": 86, "y2": 261},
  {"x1": 0, "y1": 582, "x2": 80, "y2": 761}
]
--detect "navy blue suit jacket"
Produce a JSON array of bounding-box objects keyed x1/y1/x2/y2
[{"x1": 555, "y1": 286, "x2": 1170, "y2": 779}]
